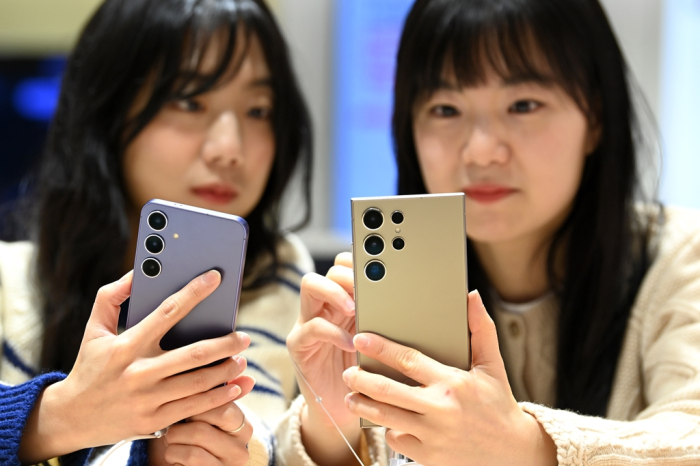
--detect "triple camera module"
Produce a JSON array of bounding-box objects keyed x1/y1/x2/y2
[
  {"x1": 362, "y1": 208, "x2": 404, "y2": 282},
  {"x1": 142, "y1": 211, "x2": 167, "y2": 278}
]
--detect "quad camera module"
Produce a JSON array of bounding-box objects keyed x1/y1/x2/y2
[
  {"x1": 142, "y1": 211, "x2": 168, "y2": 278},
  {"x1": 361, "y1": 208, "x2": 405, "y2": 282}
]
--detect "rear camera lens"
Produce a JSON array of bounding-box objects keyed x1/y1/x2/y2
[
  {"x1": 148, "y1": 211, "x2": 167, "y2": 231},
  {"x1": 142, "y1": 258, "x2": 162, "y2": 278},
  {"x1": 365, "y1": 260, "x2": 386, "y2": 282},
  {"x1": 393, "y1": 237, "x2": 405, "y2": 250},
  {"x1": 391, "y1": 211, "x2": 404, "y2": 224},
  {"x1": 362, "y1": 208, "x2": 383, "y2": 230},
  {"x1": 145, "y1": 235, "x2": 164, "y2": 254},
  {"x1": 364, "y1": 235, "x2": 384, "y2": 255}
]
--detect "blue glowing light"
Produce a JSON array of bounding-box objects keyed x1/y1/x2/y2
[{"x1": 12, "y1": 77, "x2": 62, "y2": 121}]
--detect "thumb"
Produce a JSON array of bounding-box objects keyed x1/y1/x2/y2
[
  {"x1": 85, "y1": 271, "x2": 133, "y2": 338},
  {"x1": 468, "y1": 290, "x2": 506, "y2": 379}
]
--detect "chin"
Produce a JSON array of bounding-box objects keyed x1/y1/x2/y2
[{"x1": 466, "y1": 216, "x2": 522, "y2": 245}]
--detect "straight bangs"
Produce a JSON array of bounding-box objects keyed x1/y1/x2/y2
[
  {"x1": 402, "y1": 0, "x2": 597, "y2": 119},
  {"x1": 123, "y1": 0, "x2": 264, "y2": 145}
]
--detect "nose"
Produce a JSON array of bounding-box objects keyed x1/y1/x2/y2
[
  {"x1": 461, "y1": 123, "x2": 509, "y2": 167},
  {"x1": 201, "y1": 111, "x2": 242, "y2": 167}
]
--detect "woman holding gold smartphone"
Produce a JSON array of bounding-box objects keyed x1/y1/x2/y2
[{"x1": 280, "y1": 0, "x2": 700, "y2": 465}]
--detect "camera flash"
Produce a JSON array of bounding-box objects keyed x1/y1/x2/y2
[
  {"x1": 173, "y1": 233, "x2": 179, "y2": 239},
  {"x1": 395, "y1": 228, "x2": 401, "y2": 233}
]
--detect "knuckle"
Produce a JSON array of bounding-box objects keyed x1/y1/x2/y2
[
  {"x1": 159, "y1": 296, "x2": 180, "y2": 319},
  {"x1": 242, "y1": 422, "x2": 254, "y2": 442},
  {"x1": 208, "y1": 389, "x2": 224, "y2": 409},
  {"x1": 121, "y1": 366, "x2": 143, "y2": 391},
  {"x1": 375, "y1": 404, "x2": 389, "y2": 424},
  {"x1": 134, "y1": 415, "x2": 154, "y2": 435},
  {"x1": 376, "y1": 378, "x2": 392, "y2": 398},
  {"x1": 188, "y1": 278, "x2": 206, "y2": 299},
  {"x1": 111, "y1": 339, "x2": 134, "y2": 364},
  {"x1": 232, "y1": 448, "x2": 250, "y2": 465},
  {"x1": 334, "y1": 251, "x2": 352, "y2": 266},
  {"x1": 327, "y1": 265, "x2": 344, "y2": 278},
  {"x1": 95, "y1": 285, "x2": 110, "y2": 303},
  {"x1": 189, "y1": 344, "x2": 207, "y2": 364},
  {"x1": 301, "y1": 273, "x2": 322, "y2": 294},
  {"x1": 191, "y1": 373, "x2": 209, "y2": 393},
  {"x1": 227, "y1": 359, "x2": 242, "y2": 378},
  {"x1": 190, "y1": 422, "x2": 209, "y2": 443},
  {"x1": 397, "y1": 349, "x2": 421, "y2": 375}
]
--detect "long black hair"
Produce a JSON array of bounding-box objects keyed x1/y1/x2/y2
[
  {"x1": 35, "y1": 0, "x2": 312, "y2": 373},
  {"x1": 393, "y1": 0, "x2": 658, "y2": 416}
]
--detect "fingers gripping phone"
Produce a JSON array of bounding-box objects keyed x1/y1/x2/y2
[
  {"x1": 126, "y1": 199, "x2": 248, "y2": 350},
  {"x1": 351, "y1": 193, "x2": 471, "y2": 428}
]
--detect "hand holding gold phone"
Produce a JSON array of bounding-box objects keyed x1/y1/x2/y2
[{"x1": 350, "y1": 193, "x2": 471, "y2": 428}]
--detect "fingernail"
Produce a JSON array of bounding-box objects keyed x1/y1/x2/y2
[
  {"x1": 202, "y1": 270, "x2": 220, "y2": 286},
  {"x1": 233, "y1": 355, "x2": 247, "y2": 370},
  {"x1": 344, "y1": 392, "x2": 355, "y2": 407},
  {"x1": 345, "y1": 298, "x2": 355, "y2": 312},
  {"x1": 119, "y1": 270, "x2": 133, "y2": 283},
  {"x1": 228, "y1": 384, "x2": 241, "y2": 399},
  {"x1": 342, "y1": 367, "x2": 352, "y2": 383},
  {"x1": 354, "y1": 334, "x2": 370, "y2": 348}
]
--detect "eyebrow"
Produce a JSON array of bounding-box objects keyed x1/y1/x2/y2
[{"x1": 248, "y1": 77, "x2": 273, "y2": 88}]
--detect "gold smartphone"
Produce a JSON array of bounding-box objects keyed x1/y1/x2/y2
[{"x1": 351, "y1": 193, "x2": 471, "y2": 428}]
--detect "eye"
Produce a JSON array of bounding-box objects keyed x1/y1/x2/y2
[
  {"x1": 429, "y1": 105, "x2": 460, "y2": 118},
  {"x1": 174, "y1": 98, "x2": 204, "y2": 113},
  {"x1": 247, "y1": 106, "x2": 272, "y2": 120},
  {"x1": 508, "y1": 100, "x2": 541, "y2": 114}
]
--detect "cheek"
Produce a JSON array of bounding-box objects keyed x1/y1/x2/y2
[
  {"x1": 247, "y1": 126, "x2": 275, "y2": 185},
  {"x1": 123, "y1": 124, "x2": 202, "y2": 206},
  {"x1": 519, "y1": 122, "x2": 588, "y2": 218},
  {"x1": 414, "y1": 126, "x2": 462, "y2": 193}
]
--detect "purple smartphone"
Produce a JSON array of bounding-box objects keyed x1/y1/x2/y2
[{"x1": 126, "y1": 199, "x2": 248, "y2": 350}]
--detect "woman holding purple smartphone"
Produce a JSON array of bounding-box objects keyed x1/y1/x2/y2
[{"x1": 0, "y1": 0, "x2": 314, "y2": 464}]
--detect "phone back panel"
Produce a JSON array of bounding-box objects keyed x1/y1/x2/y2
[
  {"x1": 351, "y1": 194, "x2": 470, "y2": 386},
  {"x1": 126, "y1": 199, "x2": 248, "y2": 350}
]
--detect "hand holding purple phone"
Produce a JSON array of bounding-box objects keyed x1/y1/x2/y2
[{"x1": 19, "y1": 270, "x2": 251, "y2": 463}]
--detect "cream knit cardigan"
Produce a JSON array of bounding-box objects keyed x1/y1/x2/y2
[
  {"x1": 0, "y1": 234, "x2": 315, "y2": 466},
  {"x1": 275, "y1": 206, "x2": 700, "y2": 466}
]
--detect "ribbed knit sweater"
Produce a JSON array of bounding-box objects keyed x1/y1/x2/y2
[
  {"x1": 0, "y1": 234, "x2": 313, "y2": 466},
  {"x1": 275, "y1": 206, "x2": 700, "y2": 465}
]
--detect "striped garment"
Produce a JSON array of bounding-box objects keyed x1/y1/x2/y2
[{"x1": 0, "y1": 234, "x2": 314, "y2": 466}]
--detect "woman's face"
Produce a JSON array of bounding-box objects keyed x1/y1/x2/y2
[
  {"x1": 412, "y1": 73, "x2": 596, "y2": 246},
  {"x1": 123, "y1": 33, "x2": 275, "y2": 219}
]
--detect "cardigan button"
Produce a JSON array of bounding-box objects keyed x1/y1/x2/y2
[{"x1": 508, "y1": 321, "x2": 521, "y2": 338}]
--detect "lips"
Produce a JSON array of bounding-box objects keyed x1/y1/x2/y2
[
  {"x1": 463, "y1": 185, "x2": 517, "y2": 204},
  {"x1": 191, "y1": 184, "x2": 238, "y2": 205}
]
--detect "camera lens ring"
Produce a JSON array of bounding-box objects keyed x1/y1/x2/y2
[
  {"x1": 363, "y1": 235, "x2": 385, "y2": 256},
  {"x1": 392, "y1": 237, "x2": 405, "y2": 251},
  {"x1": 148, "y1": 211, "x2": 168, "y2": 231},
  {"x1": 362, "y1": 208, "x2": 384, "y2": 230},
  {"x1": 365, "y1": 260, "x2": 386, "y2": 282},
  {"x1": 391, "y1": 211, "x2": 404, "y2": 225},
  {"x1": 142, "y1": 258, "x2": 162, "y2": 278},
  {"x1": 144, "y1": 234, "x2": 165, "y2": 255}
]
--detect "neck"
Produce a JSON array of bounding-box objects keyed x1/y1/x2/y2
[{"x1": 473, "y1": 232, "x2": 553, "y2": 303}]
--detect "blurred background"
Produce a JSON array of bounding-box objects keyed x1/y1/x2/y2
[{"x1": 0, "y1": 0, "x2": 698, "y2": 271}]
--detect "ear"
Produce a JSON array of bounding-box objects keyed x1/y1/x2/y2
[{"x1": 584, "y1": 114, "x2": 602, "y2": 156}]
